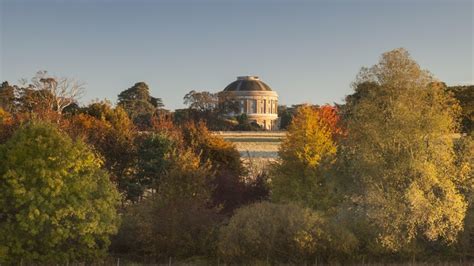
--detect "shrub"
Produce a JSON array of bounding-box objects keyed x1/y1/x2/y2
[
  {"x1": 219, "y1": 202, "x2": 325, "y2": 264},
  {"x1": 111, "y1": 147, "x2": 221, "y2": 262}
]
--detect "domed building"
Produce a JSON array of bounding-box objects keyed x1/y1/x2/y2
[{"x1": 220, "y1": 76, "x2": 279, "y2": 130}]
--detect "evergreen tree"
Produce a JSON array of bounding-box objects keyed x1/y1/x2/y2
[{"x1": 117, "y1": 82, "x2": 163, "y2": 128}]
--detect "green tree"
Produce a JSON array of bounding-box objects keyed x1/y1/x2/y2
[
  {"x1": 277, "y1": 104, "x2": 310, "y2": 130},
  {"x1": 117, "y1": 82, "x2": 163, "y2": 128},
  {"x1": 0, "y1": 122, "x2": 120, "y2": 263},
  {"x1": 183, "y1": 90, "x2": 218, "y2": 112},
  {"x1": 136, "y1": 132, "x2": 176, "y2": 195},
  {"x1": 182, "y1": 90, "x2": 220, "y2": 128},
  {"x1": 277, "y1": 104, "x2": 294, "y2": 130},
  {"x1": 234, "y1": 113, "x2": 263, "y2": 131},
  {"x1": 180, "y1": 90, "x2": 240, "y2": 130},
  {"x1": 341, "y1": 48, "x2": 467, "y2": 252}
]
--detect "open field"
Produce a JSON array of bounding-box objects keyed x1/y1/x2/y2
[
  {"x1": 214, "y1": 131, "x2": 285, "y2": 159},
  {"x1": 214, "y1": 131, "x2": 286, "y2": 171}
]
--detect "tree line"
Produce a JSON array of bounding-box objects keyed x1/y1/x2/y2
[{"x1": 0, "y1": 48, "x2": 472, "y2": 264}]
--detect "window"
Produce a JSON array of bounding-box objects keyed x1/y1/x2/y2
[{"x1": 250, "y1": 99, "x2": 257, "y2": 113}]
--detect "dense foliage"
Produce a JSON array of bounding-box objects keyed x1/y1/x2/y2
[
  {"x1": 448, "y1": 85, "x2": 474, "y2": 135},
  {"x1": 218, "y1": 201, "x2": 359, "y2": 264},
  {"x1": 0, "y1": 123, "x2": 120, "y2": 263},
  {"x1": 219, "y1": 202, "x2": 324, "y2": 264},
  {"x1": 111, "y1": 144, "x2": 221, "y2": 262},
  {"x1": 179, "y1": 90, "x2": 258, "y2": 131},
  {"x1": 117, "y1": 82, "x2": 164, "y2": 129},
  {"x1": 0, "y1": 48, "x2": 472, "y2": 263},
  {"x1": 339, "y1": 48, "x2": 468, "y2": 252},
  {"x1": 271, "y1": 105, "x2": 343, "y2": 211}
]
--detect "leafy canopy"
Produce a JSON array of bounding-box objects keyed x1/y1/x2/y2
[
  {"x1": 341, "y1": 48, "x2": 467, "y2": 251},
  {"x1": 0, "y1": 122, "x2": 120, "y2": 263},
  {"x1": 271, "y1": 105, "x2": 343, "y2": 211},
  {"x1": 117, "y1": 82, "x2": 163, "y2": 128},
  {"x1": 218, "y1": 202, "x2": 355, "y2": 264}
]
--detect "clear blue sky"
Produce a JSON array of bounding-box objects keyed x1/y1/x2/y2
[{"x1": 1, "y1": 0, "x2": 472, "y2": 110}]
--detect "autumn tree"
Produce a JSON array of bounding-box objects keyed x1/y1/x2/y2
[
  {"x1": 453, "y1": 135, "x2": 474, "y2": 257},
  {"x1": 218, "y1": 202, "x2": 322, "y2": 264},
  {"x1": 447, "y1": 85, "x2": 473, "y2": 135},
  {"x1": 16, "y1": 71, "x2": 84, "y2": 116},
  {"x1": 181, "y1": 121, "x2": 249, "y2": 213},
  {"x1": 0, "y1": 82, "x2": 16, "y2": 113},
  {"x1": 218, "y1": 201, "x2": 357, "y2": 264},
  {"x1": 16, "y1": 86, "x2": 53, "y2": 116},
  {"x1": 271, "y1": 104, "x2": 343, "y2": 211},
  {"x1": 0, "y1": 108, "x2": 14, "y2": 143},
  {"x1": 0, "y1": 122, "x2": 120, "y2": 263},
  {"x1": 64, "y1": 101, "x2": 139, "y2": 201},
  {"x1": 111, "y1": 143, "x2": 221, "y2": 262},
  {"x1": 341, "y1": 48, "x2": 467, "y2": 252}
]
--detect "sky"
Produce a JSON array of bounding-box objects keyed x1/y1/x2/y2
[{"x1": 0, "y1": 0, "x2": 473, "y2": 110}]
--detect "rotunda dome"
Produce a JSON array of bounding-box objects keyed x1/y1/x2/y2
[
  {"x1": 219, "y1": 76, "x2": 279, "y2": 130},
  {"x1": 223, "y1": 76, "x2": 273, "y2": 92}
]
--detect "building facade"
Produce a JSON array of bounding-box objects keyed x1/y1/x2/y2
[{"x1": 220, "y1": 76, "x2": 279, "y2": 130}]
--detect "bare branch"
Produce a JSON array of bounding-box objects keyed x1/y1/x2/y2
[{"x1": 29, "y1": 71, "x2": 85, "y2": 114}]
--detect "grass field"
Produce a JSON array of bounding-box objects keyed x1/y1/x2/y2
[
  {"x1": 214, "y1": 131, "x2": 285, "y2": 158},
  {"x1": 214, "y1": 131, "x2": 286, "y2": 172}
]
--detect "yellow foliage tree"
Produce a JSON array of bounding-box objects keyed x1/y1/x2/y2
[
  {"x1": 271, "y1": 105, "x2": 342, "y2": 211},
  {"x1": 342, "y1": 48, "x2": 467, "y2": 252}
]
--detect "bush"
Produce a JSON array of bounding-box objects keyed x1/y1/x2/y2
[
  {"x1": 113, "y1": 197, "x2": 221, "y2": 263},
  {"x1": 0, "y1": 122, "x2": 120, "y2": 263},
  {"x1": 111, "y1": 147, "x2": 222, "y2": 262},
  {"x1": 219, "y1": 202, "x2": 326, "y2": 264}
]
